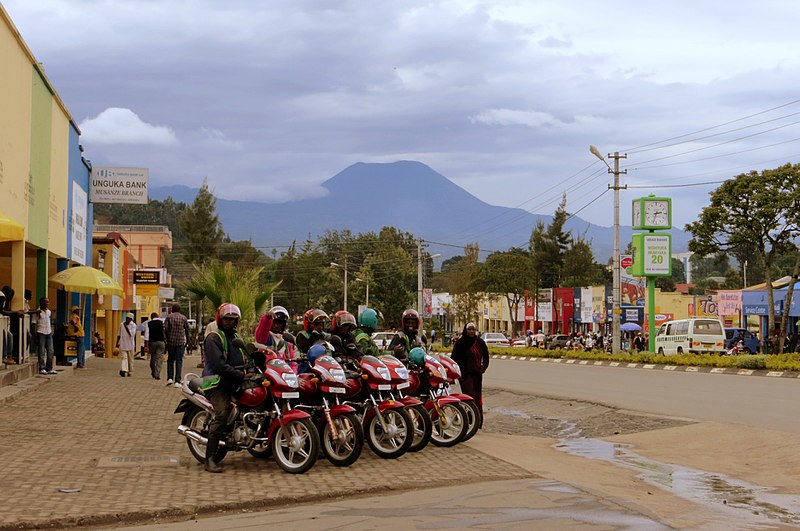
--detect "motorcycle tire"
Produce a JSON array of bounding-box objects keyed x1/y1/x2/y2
[
  {"x1": 406, "y1": 404, "x2": 432, "y2": 453},
  {"x1": 429, "y1": 402, "x2": 468, "y2": 447},
  {"x1": 459, "y1": 399, "x2": 482, "y2": 442},
  {"x1": 271, "y1": 417, "x2": 319, "y2": 474},
  {"x1": 322, "y1": 412, "x2": 364, "y2": 467},
  {"x1": 365, "y1": 407, "x2": 413, "y2": 459},
  {"x1": 182, "y1": 407, "x2": 228, "y2": 464}
]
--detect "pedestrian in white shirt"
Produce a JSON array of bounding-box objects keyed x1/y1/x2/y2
[
  {"x1": 31, "y1": 297, "x2": 56, "y2": 375},
  {"x1": 116, "y1": 313, "x2": 137, "y2": 377}
]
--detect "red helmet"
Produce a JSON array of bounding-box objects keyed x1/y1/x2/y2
[
  {"x1": 332, "y1": 310, "x2": 356, "y2": 333},
  {"x1": 401, "y1": 309, "x2": 421, "y2": 329},
  {"x1": 302, "y1": 308, "x2": 329, "y2": 331},
  {"x1": 216, "y1": 303, "x2": 242, "y2": 326}
]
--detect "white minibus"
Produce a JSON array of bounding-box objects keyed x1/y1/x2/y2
[{"x1": 654, "y1": 318, "x2": 726, "y2": 355}]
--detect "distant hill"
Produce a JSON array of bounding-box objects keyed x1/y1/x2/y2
[{"x1": 150, "y1": 160, "x2": 690, "y2": 260}]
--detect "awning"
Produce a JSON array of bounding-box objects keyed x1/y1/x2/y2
[{"x1": 0, "y1": 210, "x2": 24, "y2": 242}]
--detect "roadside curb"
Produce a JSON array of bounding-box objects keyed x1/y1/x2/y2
[
  {"x1": 0, "y1": 364, "x2": 74, "y2": 406},
  {"x1": 490, "y1": 354, "x2": 800, "y2": 379}
]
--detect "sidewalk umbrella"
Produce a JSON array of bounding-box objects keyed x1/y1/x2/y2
[
  {"x1": 0, "y1": 209, "x2": 24, "y2": 242},
  {"x1": 620, "y1": 322, "x2": 642, "y2": 332},
  {"x1": 50, "y1": 266, "x2": 124, "y2": 297}
]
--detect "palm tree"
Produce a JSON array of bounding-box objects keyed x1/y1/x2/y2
[{"x1": 181, "y1": 260, "x2": 280, "y2": 338}]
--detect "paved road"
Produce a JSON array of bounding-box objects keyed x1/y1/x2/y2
[{"x1": 485, "y1": 357, "x2": 800, "y2": 433}]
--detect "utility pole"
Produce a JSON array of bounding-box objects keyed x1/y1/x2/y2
[
  {"x1": 417, "y1": 238, "x2": 424, "y2": 315},
  {"x1": 609, "y1": 152, "x2": 627, "y2": 354}
]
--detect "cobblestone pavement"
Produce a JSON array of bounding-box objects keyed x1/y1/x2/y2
[{"x1": 0, "y1": 356, "x2": 530, "y2": 530}]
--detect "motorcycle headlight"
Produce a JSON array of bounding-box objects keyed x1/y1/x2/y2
[
  {"x1": 282, "y1": 373, "x2": 299, "y2": 388},
  {"x1": 396, "y1": 367, "x2": 409, "y2": 380},
  {"x1": 331, "y1": 367, "x2": 346, "y2": 383},
  {"x1": 377, "y1": 367, "x2": 391, "y2": 381},
  {"x1": 437, "y1": 367, "x2": 447, "y2": 379}
]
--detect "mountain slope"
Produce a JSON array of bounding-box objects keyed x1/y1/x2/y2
[{"x1": 150, "y1": 161, "x2": 689, "y2": 260}]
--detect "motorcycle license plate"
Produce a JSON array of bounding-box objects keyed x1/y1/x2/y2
[
  {"x1": 378, "y1": 384, "x2": 392, "y2": 391},
  {"x1": 396, "y1": 381, "x2": 410, "y2": 389},
  {"x1": 281, "y1": 392, "x2": 299, "y2": 399},
  {"x1": 325, "y1": 386, "x2": 346, "y2": 394}
]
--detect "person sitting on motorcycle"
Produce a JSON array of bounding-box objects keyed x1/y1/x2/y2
[
  {"x1": 296, "y1": 308, "x2": 329, "y2": 354},
  {"x1": 255, "y1": 305, "x2": 298, "y2": 371},
  {"x1": 388, "y1": 309, "x2": 425, "y2": 362},
  {"x1": 329, "y1": 310, "x2": 361, "y2": 365},
  {"x1": 353, "y1": 308, "x2": 383, "y2": 358},
  {"x1": 202, "y1": 303, "x2": 248, "y2": 473}
]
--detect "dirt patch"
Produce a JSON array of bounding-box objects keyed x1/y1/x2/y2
[{"x1": 482, "y1": 388, "x2": 694, "y2": 439}]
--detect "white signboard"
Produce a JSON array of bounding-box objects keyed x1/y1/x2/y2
[
  {"x1": 643, "y1": 235, "x2": 671, "y2": 275},
  {"x1": 537, "y1": 289, "x2": 553, "y2": 322},
  {"x1": 70, "y1": 183, "x2": 87, "y2": 265},
  {"x1": 90, "y1": 167, "x2": 149, "y2": 204},
  {"x1": 580, "y1": 288, "x2": 593, "y2": 323}
]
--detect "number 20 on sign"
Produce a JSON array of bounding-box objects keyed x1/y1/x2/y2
[{"x1": 630, "y1": 233, "x2": 672, "y2": 277}]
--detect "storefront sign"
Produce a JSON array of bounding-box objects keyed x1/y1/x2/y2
[{"x1": 90, "y1": 167, "x2": 149, "y2": 205}]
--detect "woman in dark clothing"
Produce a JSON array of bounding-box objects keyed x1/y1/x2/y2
[{"x1": 450, "y1": 323, "x2": 490, "y2": 419}]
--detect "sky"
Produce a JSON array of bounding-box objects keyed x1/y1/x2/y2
[{"x1": 5, "y1": 0, "x2": 800, "y2": 238}]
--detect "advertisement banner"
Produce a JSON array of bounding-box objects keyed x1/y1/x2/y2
[
  {"x1": 537, "y1": 289, "x2": 552, "y2": 322},
  {"x1": 580, "y1": 288, "x2": 593, "y2": 323},
  {"x1": 621, "y1": 255, "x2": 645, "y2": 307},
  {"x1": 70, "y1": 183, "x2": 87, "y2": 265},
  {"x1": 717, "y1": 290, "x2": 742, "y2": 316},
  {"x1": 694, "y1": 295, "x2": 718, "y2": 317},
  {"x1": 90, "y1": 167, "x2": 149, "y2": 204},
  {"x1": 422, "y1": 289, "x2": 433, "y2": 318}
]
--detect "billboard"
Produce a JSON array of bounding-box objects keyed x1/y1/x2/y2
[
  {"x1": 90, "y1": 167, "x2": 149, "y2": 204},
  {"x1": 537, "y1": 289, "x2": 552, "y2": 322}
]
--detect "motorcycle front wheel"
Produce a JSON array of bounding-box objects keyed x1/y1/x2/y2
[
  {"x1": 322, "y1": 412, "x2": 364, "y2": 467},
  {"x1": 182, "y1": 407, "x2": 228, "y2": 464},
  {"x1": 429, "y1": 402, "x2": 468, "y2": 447},
  {"x1": 459, "y1": 399, "x2": 482, "y2": 442},
  {"x1": 365, "y1": 407, "x2": 413, "y2": 459},
  {"x1": 406, "y1": 404, "x2": 432, "y2": 453},
  {"x1": 271, "y1": 417, "x2": 319, "y2": 474}
]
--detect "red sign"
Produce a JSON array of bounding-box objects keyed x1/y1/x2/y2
[{"x1": 620, "y1": 256, "x2": 633, "y2": 269}]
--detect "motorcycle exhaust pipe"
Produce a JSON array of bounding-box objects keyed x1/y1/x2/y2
[{"x1": 177, "y1": 425, "x2": 226, "y2": 447}]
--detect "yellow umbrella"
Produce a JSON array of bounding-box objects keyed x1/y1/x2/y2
[
  {"x1": 0, "y1": 209, "x2": 24, "y2": 242},
  {"x1": 49, "y1": 266, "x2": 124, "y2": 297}
]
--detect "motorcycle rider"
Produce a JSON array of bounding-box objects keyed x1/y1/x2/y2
[
  {"x1": 388, "y1": 309, "x2": 425, "y2": 362},
  {"x1": 329, "y1": 310, "x2": 360, "y2": 364},
  {"x1": 296, "y1": 308, "x2": 329, "y2": 354},
  {"x1": 202, "y1": 303, "x2": 248, "y2": 473},
  {"x1": 353, "y1": 308, "x2": 383, "y2": 358},
  {"x1": 255, "y1": 305, "x2": 298, "y2": 371}
]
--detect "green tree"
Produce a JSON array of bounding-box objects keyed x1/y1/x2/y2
[
  {"x1": 686, "y1": 163, "x2": 800, "y2": 346},
  {"x1": 561, "y1": 237, "x2": 605, "y2": 287},
  {"x1": 470, "y1": 248, "x2": 537, "y2": 337},
  {"x1": 178, "y1": 180, "x2": 224, "y2": 266},
  {"x1": 449, "y1": 244, "x2": 482, "y2": 327},
  {"x1": 530, "y1": 195, "x2": 571, "y2": 288}
]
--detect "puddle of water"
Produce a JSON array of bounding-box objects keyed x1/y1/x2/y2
[
  {"x1": 488, "y1": 406, "x2": 531, "y2": 419},
  {"x1": 555, "y1": 422, "x2": 800, "y2": 528}
]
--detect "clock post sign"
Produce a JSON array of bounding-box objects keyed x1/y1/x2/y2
[{"x1": 630, "y1": 195, "x2": 672, "y2": 352}]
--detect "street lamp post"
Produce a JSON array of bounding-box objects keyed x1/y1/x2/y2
[
  {"x1": 330, "y1": 261, "x2": 347, "y2": 312},
  {"x1": 590, "y1": 145, "x2": 627, "y2": 354}
]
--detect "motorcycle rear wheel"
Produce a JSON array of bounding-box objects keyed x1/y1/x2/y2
[
  {"x1": 407, "y1": 404, "x2": 432, "y2": 453},
  {"x1": 429, "y1": 402, "x2": 468, "y2": 447},
  {"x1": 459, "y1": 399, "x2": 482, "y2": 442},
  {"x1": 365, "y1": 407, "x2": 413, "y2": 459},
  {"x1": 322, "y1": 412, "x2": 364, "y2": 467},
  {"x1": 271, "y1": 417, "x2": 319, "y2": 474},
  {"x1": 182, "y1": 407, "x2": 228, "y2": 464}
]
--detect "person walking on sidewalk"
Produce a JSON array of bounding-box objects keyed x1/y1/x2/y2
[
  {"x1": 66, "y1": 308, "x2": 86, "y2": 368},
  {"x1": 116, "y1": 313, "x2": 137, "y2": 377},
  {"x1": 145, "y1": 312, "x2": 165, "y2": 380},
  {"x1": 450, "y1": 322, "x2": 490, "y2": 424},
  {"x1": 31, "y1": 297, "x2": 56, "y2": 375},
  {"x1": 164, "y1": 303, "x2": 189, "y2": 387}
]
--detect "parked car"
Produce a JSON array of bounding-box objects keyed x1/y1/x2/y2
[
  {"x1": 371, "y1": 331, "x2": 396, "y2": 350},
  {"x1": 547, "y1": 334, "x2": 570, "y2": 349},
  {"x1": 511, "y1": 337, "x2": 529, "y2": 347},
  {"x1": 724, "y1": 328, "x2": 759, "y2": 353},
  {"x1": 482, "y1": 332, "x2": 510, "y2": 347}
]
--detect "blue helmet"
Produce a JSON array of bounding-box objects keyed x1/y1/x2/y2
[{"x1": 307, "y1": 343, "x2": 328, "y2": 366}]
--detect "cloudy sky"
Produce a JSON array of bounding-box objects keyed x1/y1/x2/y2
[{"x1": 5, "y1": 0, "x2": 800, "y2": 235}]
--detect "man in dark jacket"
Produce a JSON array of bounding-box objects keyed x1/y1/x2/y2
[{"x1": 202, "y1": 303, "x2": 247, "y2": 473}]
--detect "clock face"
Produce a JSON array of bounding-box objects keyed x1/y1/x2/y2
[
  {"x1": 632, "y1": 204, "x2": 641, "y2": 227},
  {"x1": 644, "y1": 200, "x2": 669, "y2": 227}
]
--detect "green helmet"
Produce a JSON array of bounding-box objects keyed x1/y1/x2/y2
[
  {"x1": 358, "y1": 308, "x2": 379, "y2": 330},
  {"x1": 409, "y1": 347, "x2": 426, "y2": 366}
]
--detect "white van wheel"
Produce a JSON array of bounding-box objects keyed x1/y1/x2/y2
[
  {"x1": 677, "y1": 347, "x2": 684, "y2": 354},
  {"x1": 657, "y1": 347, "x2": 664, "y2": 355}
]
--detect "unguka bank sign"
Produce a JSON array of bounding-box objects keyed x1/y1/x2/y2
[{"x1": 90, "y1": 167, "x2": 149, "y2": 204}]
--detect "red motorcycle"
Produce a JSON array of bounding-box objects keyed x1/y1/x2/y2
[
  {"x1": 297, "y1": 351, "x2": 364, "y2": 467},
  {"x1": 340, "y1": 354, "x2": 413, "y2": 459},
  {"x1": 380, "y1": 354, "x2": 432, "y2": 452},
  {"x1": 436, "y1": 353, "x2": 482, "y2": 442},
  {"x1": 406, "y1": 349, "x2": 468, "y2": 447},
  {"x1": 175, "y1": 345, "x2": 319, "y2": 474}
]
